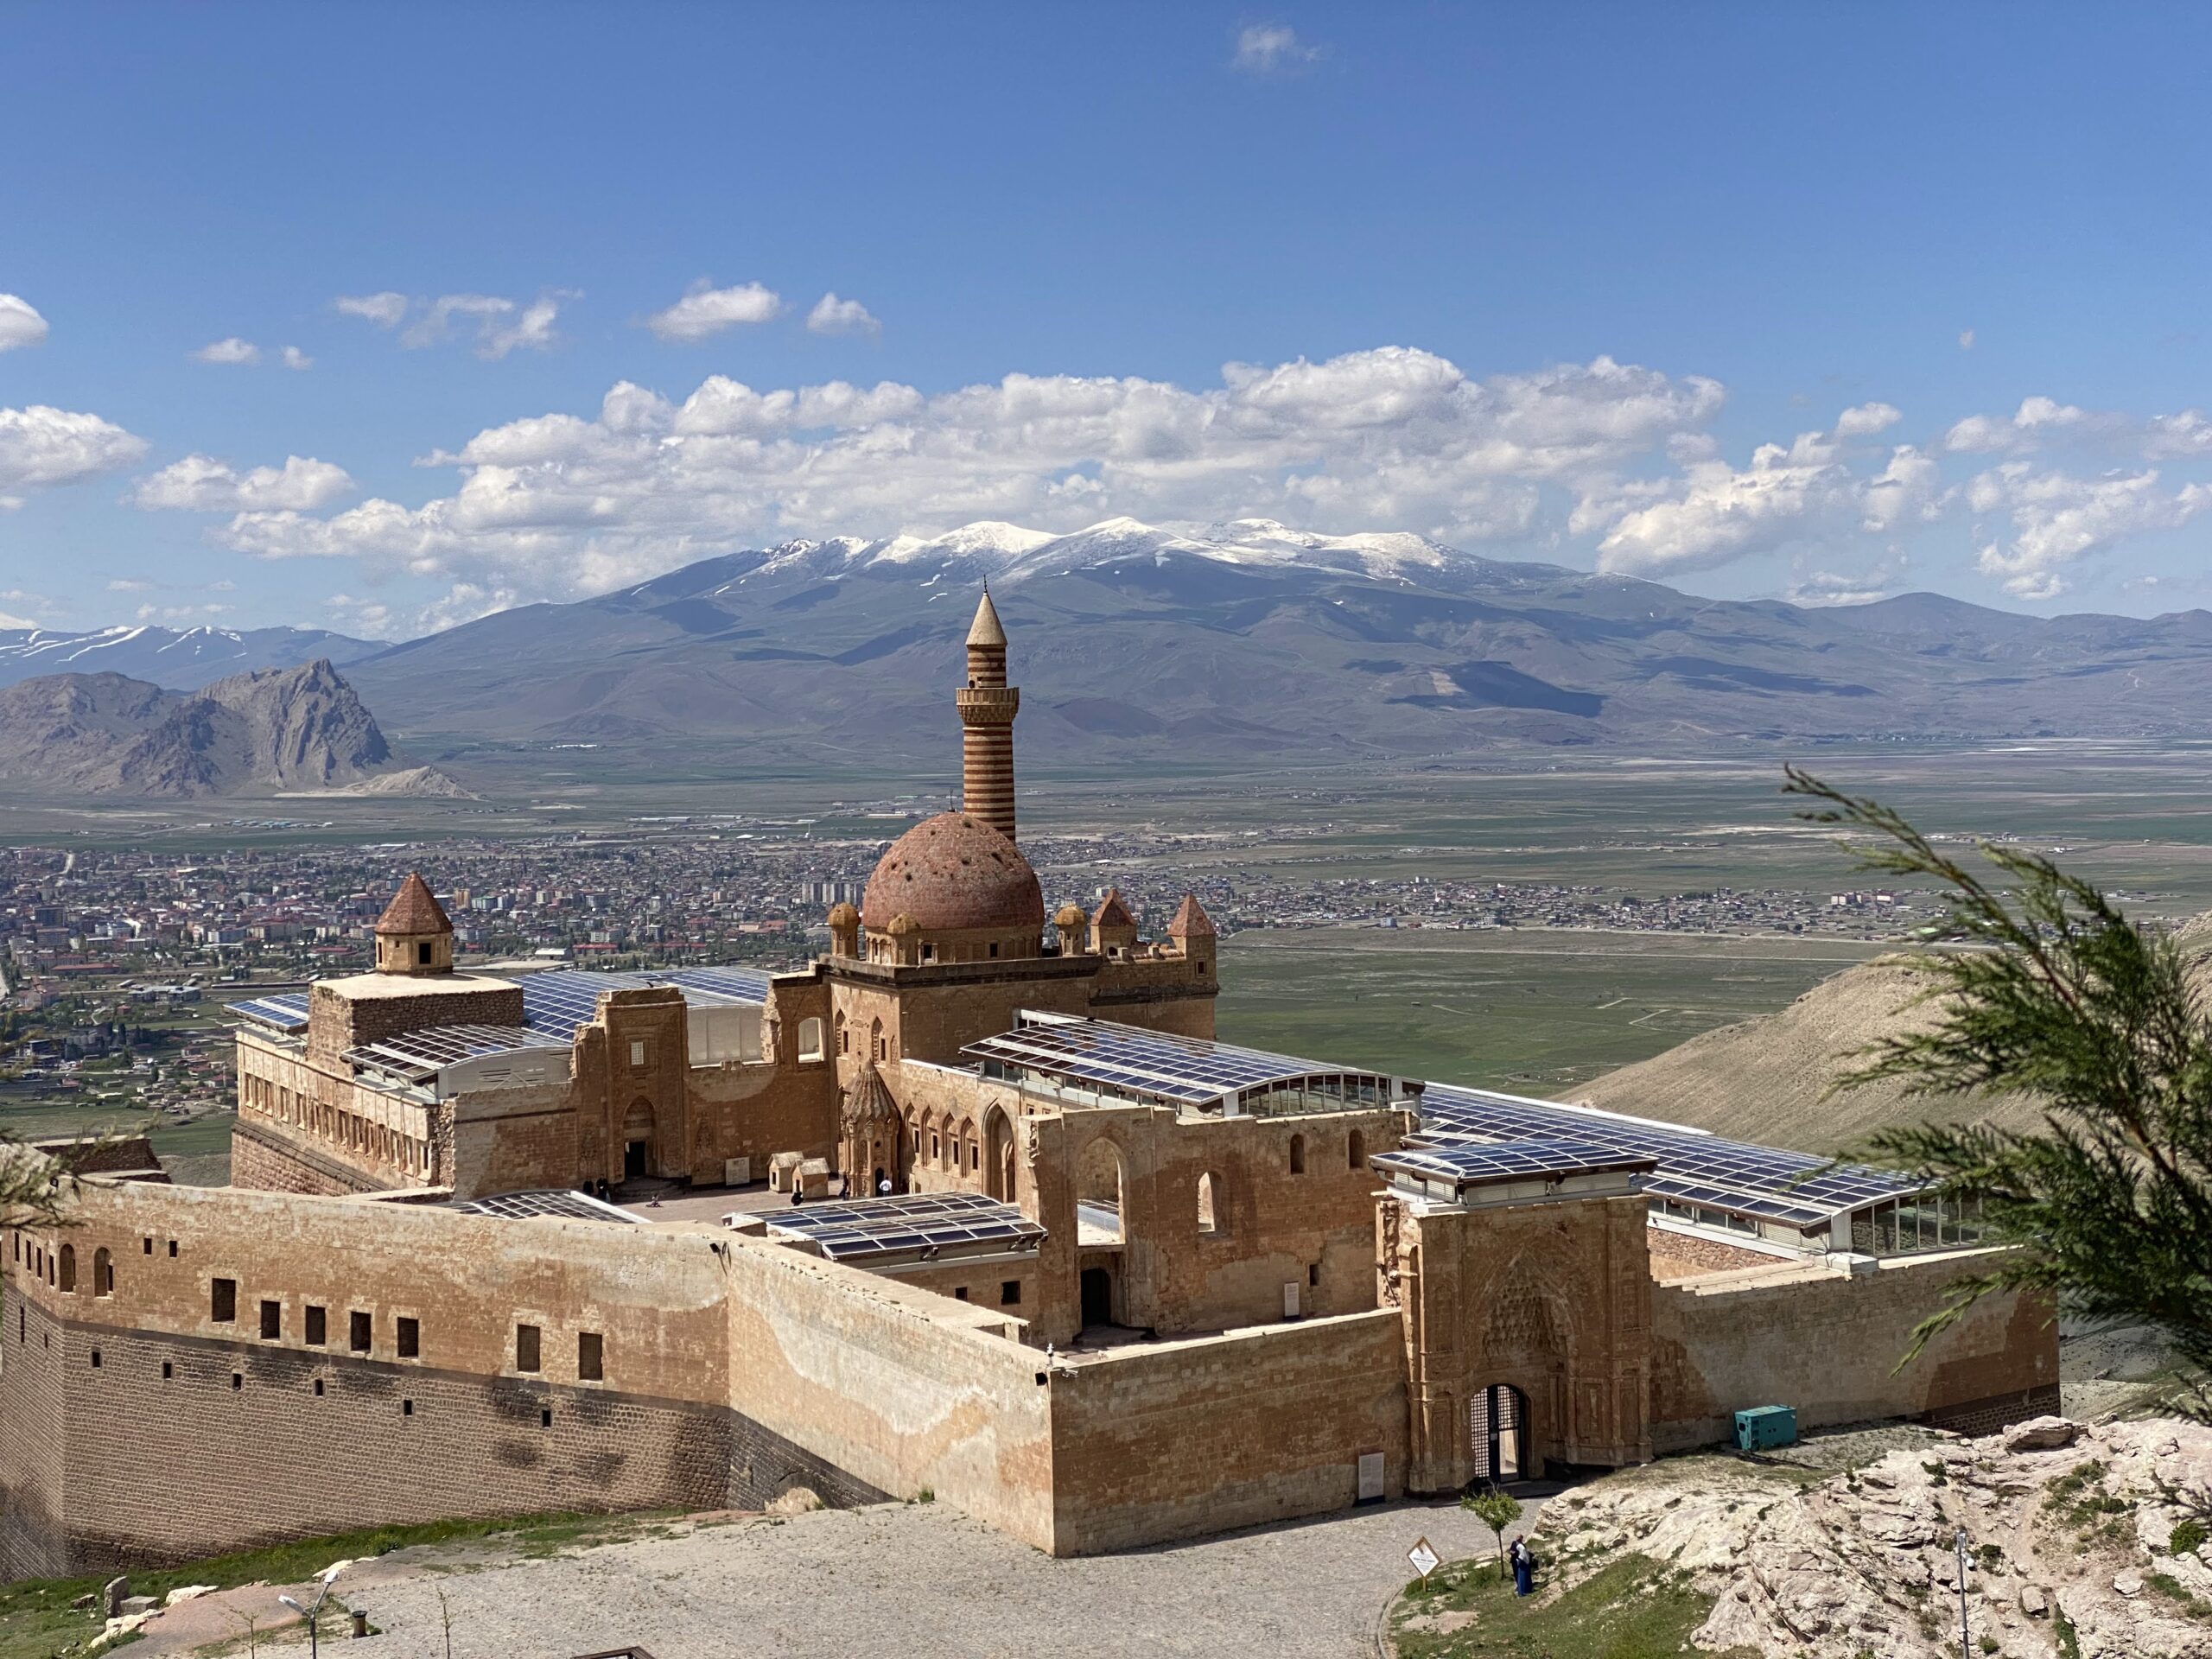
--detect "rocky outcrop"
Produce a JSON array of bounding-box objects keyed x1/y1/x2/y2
[
  {"x1": 1535, "y1": 1416, "x2": 2212, "y2": 1658},
  {"x1": 0, "y1": 659, "x2": 442, "y2": 798}
]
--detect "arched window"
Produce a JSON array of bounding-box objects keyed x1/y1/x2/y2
[
  {"x1": 870, "y1": 1017, "x2": 885, "y2": 1064},
  {"x1": 1077, "y1": 1138, "x2": 1126, "y2": 1243},
  {"x1": 1289, "y1": 1133, "x2": 1306, "y2": 1175},
  {"x1": 93, "y1": 1248, "x2": 112, "y2": 1297},
  {"x1": 58, "y1": 1244, "x2": 76, "y2": 1294},
  {"x1": 1348, "y1": 1129, "x2": 1366, "y2": 1170},
  {"x1": 984, "y1": 1107, "x2": 1016, "y2": 1201},
  {"x1": 797, "y1": 1017, "x2": 824, "y2": 1062},
  {"x1": 1197, "y1": 1172, "x2": 1223, "y2": 1236}
]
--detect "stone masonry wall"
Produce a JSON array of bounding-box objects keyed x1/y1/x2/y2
[
  {"x1": 1046, "y1": 1308, "x2": 1408, "y2": 1554},
  {"x1": 1649, "y1": 1251, "x2": 2060, "y2": 1452}
]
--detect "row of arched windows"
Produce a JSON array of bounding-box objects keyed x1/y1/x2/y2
[
  {"x1": 241, "y1": 1071, "x2": 432, "y2": 1176},
  {"x1": 28, "y1": 1241, "x2": 116, "y2": 1297},
  {"x1": 1284, "y1": 1129, "x2": 1365, "y2": 1175}
]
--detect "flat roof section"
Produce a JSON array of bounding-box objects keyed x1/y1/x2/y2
[
  {"x1": 766, "y1": 1190, "x2": 1045, "y2": 1265},
  {"x1": 1414, "y1": 1082, "x2": 1919, "y2": 1230},
  {"x1": 1374, "y1": 1138, "x2": 1661, "y2": 1192},
  {"x1": 443, "y1": 1188, "x2": 644, "y2": 1224},
  {"x1": 964, "y1": 1014, "x2": 1402, "y2": 1113},
  {"x1": 231, "y1": 992, "x2": 309, "y2": 1033}
]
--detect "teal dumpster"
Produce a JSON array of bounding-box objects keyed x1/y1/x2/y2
[{"x1": 1734, "y1": 1405, "x2": 1797, "y2": 1452}]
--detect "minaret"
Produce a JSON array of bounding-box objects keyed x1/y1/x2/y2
[{"x1": 957, "y1": 588, "x2": 1020, "y2": 841}]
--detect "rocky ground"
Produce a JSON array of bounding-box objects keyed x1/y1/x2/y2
[{"x1": 1535, "y1": 1414, "x2": 2212, "y2": 1658}]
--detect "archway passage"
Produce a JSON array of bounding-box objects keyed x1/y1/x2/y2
[
  {"x1": 1077, "y1": 1137, "x2": 1127, "y2": 1244},
  {"x1": 622, "y1": 1096, "x2": 655, "y2": 1179},
  {"x1": 1080, "y1": 1266, "x2": 1114, "y2": 1329},
  {"x1": 1470, "y1": 1382, "x2": 1530, "y2": 1483},
  {"x1": 984, "y1": 1107, "x2": 1015, "y2": 1201}
]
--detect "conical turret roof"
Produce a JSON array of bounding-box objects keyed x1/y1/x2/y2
[
  {"x1": 966, "y1": 588, "x2": 1007, "y2": 648},
  {"x1": 374, "y1": 873, "x2": 452, "y2": 936},
  {"x1": 1167, "y1": 893, "x2": 1217, "y2": 938},
  {"x1": 841, "y1": 1058, "x2": 898, "y2": 1126}
]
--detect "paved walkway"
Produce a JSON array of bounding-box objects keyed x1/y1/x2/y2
[{"x1": 139, "y1": 1496, "x2": 1529, "y2": 1659}]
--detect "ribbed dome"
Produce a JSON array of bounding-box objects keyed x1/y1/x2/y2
[{"x1": 861, "y1": 812, "x2": 1045, "y2": 934}]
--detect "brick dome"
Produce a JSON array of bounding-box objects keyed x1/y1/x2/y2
[{"x1": 861, "y1": 812, "x2": 1044, "y2": 935}]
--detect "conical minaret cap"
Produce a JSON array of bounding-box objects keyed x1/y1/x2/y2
[
  {"x1": 966, "y1": 588, "x2": 1007, "y2": 648},
  {"x1": 375, "y1": 872, "x2": 452, "y2": 936}
]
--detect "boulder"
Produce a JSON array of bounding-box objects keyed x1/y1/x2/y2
[
  {"x1": 101, "y1": 1577, "x2": 129, "y2": 1618},
  {"x1": 2002, "y1": 1415, "x2": 2082, "y2": 1452}
]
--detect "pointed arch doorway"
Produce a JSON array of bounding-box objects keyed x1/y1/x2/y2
[{"x1": 1469, "y1": 1382, "x2": 1530, "y2": 1483}]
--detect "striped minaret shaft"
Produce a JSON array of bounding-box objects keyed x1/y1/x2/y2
[{"x1": 956, "y1": 588, "x2": 1019, "y2": 841}]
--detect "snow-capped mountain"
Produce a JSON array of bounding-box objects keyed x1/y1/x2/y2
[
  {"x1": 0, "y1": 624, "x2": 386, "y2": 692},
  {"x1": 339, "y1": 514, "x2": 2212, "y2": 765}
]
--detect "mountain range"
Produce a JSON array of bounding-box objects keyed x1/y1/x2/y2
[
  {"x1": 0, "y1": 625, "x2": 384, "y2": 692},
  {"x1": 0, "y1": 659, "x2": 465, "y2": 798},
  {"x1": 331, "y1": 517, "x2": 2212, "y2": 765}
]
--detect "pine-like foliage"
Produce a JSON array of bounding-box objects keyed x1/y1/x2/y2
[{"x1": 1786, "y1": 768, "x2": 2212, "y2": 1415}]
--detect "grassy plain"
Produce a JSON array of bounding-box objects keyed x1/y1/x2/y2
[{"x1": 1217, "y1": 928, "x2": 1887, "y2": 1093}]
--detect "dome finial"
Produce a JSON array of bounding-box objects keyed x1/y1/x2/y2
[{"x1": 966, "y1": 587, "x2": 1007, "y2": 648}]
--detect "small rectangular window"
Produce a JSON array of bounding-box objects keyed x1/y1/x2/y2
[
  {"x1": 259, "y1": 1299, "x2": 280, "y2": 1339},
  {"x1": 210, "y1": 1278, "x2": 236, "y2": 1323},
  {"x1": 1000, "y1": 1280, "x2": 1020, "y2": 1306},
  {"x1": 162, "y1": 1360, "x2": 173, "y2": 1380},
  {"x1": 954, "y1": 1286, "x2": 969, "y2": 1301},
  {"x1": 403, "y1": 1399, "x2": 414, "y2": 1417},
  {"x1": 540, "y1": 1406, "x2": 553, "y2": 1428},
  {"x1": 577, "y1": 1331, "x2": 603, "y2": 1382},
  {"x1": 314, "y1": 1377, "x2": 324, "y2": 1396},
  {"x1": 305, "y1": 1305, "x2": 327, "y2": 1346},
  {"x1": 516, "y1": 1323, "x2": 541, "y2": 1373},
  {"x1": 142, "y1": 1237, "x2": 152, "y2": 1255},
  {"x1": 349, "y1": 1310, "x2": 372, "y2": 1353},
  {"x1": 629, "y1": 1039, "x2": 647, "y2": 1069},
  {"x1": 397, "y1": 1317, "x2": 419, "y2": 1358},
  {"x1": 90, "y1": 1349, "x2": 101, "y2": 1368},
  {"x1": 168, "y1": 1240, "x2": 178, "y2": 1257}
]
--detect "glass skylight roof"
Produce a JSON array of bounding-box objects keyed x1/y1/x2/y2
[
  {"x1": 343, "y1": 1023, "x2": 567, "y2": 1084},
  {"x1": 444, "y1": 1188, "x2": 642, "y2": 1224},
  {"x1": 1375, "y1": 1138, "x2": 1660, "y2": 1187},
  {"x1": 514, "y1": 966, "x2": 770, "y2": 1039},
  {"x1": 963, "y1": 1016, "x2": 1400, "y2": 1109},
  {"x1": 1414, "y1": 1082, "x2": 1918, "y2": 1230},
  {"x1": 766, "y1": 1190, "x2": 1046, "y2": 1262},
  {"x1": 231, "y1": 993, "x2": 309, "y2": 1033}
]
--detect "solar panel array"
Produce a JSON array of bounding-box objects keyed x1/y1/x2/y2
[
  {"x1": 346, "y1": 1024, "x2": 567, "y2": 1084},
  {"x1": 445, "y1": 1189, "x2": 642, "y2": 1224},
  {"x1": 515, "y1": 966, "x2": 769, "y2": 1039},
  {"x1": 964, "y1": 1018, "x2": 1391, "y2": 1108},
  {"x1": 230, "y1": 993, "x2": 309, "y2": 1033},
  {"x1": 1415, "y1": 1082, "x2": 1916, "y2": 1228},
  {"x1": 1375, "y1": 1138, "x2": 1660, "y2": 1186},
  {"x1": 767, "y1": 1189, "x2": 1046, "y2": 1262}
]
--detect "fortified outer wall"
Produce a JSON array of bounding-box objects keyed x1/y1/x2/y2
[
  {"x1": 0, "y1": 1180, "x2": 866, "y2": 1580},
  {"x1": 1046, "y1": 1308, "x2": 1408, "y2": 1554},
  {"x1": 1648, "y1": 1250, "x2": 2061, "y2": 1452}
]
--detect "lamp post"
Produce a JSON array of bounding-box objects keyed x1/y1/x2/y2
[
  {"x1": 1954, "y1": 1528, "x2": 1971, "y2": 1657},
  {"x1": 277, "y1": 1566, "x2": 342, "y2": 1659}
]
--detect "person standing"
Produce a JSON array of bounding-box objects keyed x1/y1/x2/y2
[{"x1": 1510, "y1": 1536, "x2": 1535, "y2": 1598}]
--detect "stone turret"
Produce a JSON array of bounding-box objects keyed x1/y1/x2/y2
[
  {"x1": 373, "y1": 873, "x2": 453, "y2": 976},
  {"x1": 955, "y1": 588, "x2": 1019, "y2": 841},
  {"x1": 1053, "y1": 903, "x2": 1089, "y2": 957},
  {"x1": 1166, "y1": 893, "x2": 1216, "y2": 951},
  {"x1": 827, "y1": 901, "x2": 861, "y2": 959},
  {"x1": 1090, "y1": 888, "x2": 1139, "y2": 957}
]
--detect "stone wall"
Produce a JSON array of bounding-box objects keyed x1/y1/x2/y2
[
  {"x1": 1649, "y1": 1251, "x2": 2061, "y2": 1452},
  {"x1": 1046, "y1": 1308, "x2": 1408, "y2": 1554}
]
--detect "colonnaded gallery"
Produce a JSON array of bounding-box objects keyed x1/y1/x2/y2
[{"x1": 0, "y1": 594, "x2": 2056, "y2": 1578}]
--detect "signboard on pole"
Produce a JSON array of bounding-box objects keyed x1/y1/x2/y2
[{"x1": 1408, "y1": 1536, "x2": 1440, "y2": 1580}]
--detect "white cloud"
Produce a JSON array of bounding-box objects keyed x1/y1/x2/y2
[
  {"x1": 328, "y1": 582, "x2": 510, "y2": 639},
  {"x1": 281, "y1": 345, "x2": 314, "y2": 371},
  {"x1": 805, "y1": 292, "x2": 880, "y2": 338},
  {"x1": 1944, "y1": 395, "x2": 2212, "y2": 461},
  {"x1": 337, "y1": 290, "x2": 570, "y2": 356},
  {"x1": 1593, "y1": 407, "x2": 1938, "y2": 577},
  {"x1": 0, "y1": 405, "x2": 149, "y2": 493},
  {"x1": 192, "y1": 337, "x2": 262, "y2": 365},
  {"x1": 335, "y1": 291, "x2": 409, "y2": 328},
  {"x1": 0, "y1": 295, "x2": 48, "y2": 353},
  {"x1": 213, "y1": 348, "x2": 1726, "y2": 604},
  {"x1": 1967, "y1": 463, "x2": 2212, "y2": 601},
  {"x1": 1958, "y1": 328, "x2": 1975, "y2": 351},
  {"x1": 129, "y1": 454, "x2": 356, "y2": 512},
  {"x1": 1787, "y1": 547, "x2": 1908, "y2": 607},
  {"x1": 646, "y1": 281, "x2": 784, "y2": 342},
  {"x1": 0, "y1": 611, "x2": 35, "y2": 630},
  {"x1": 135, "y1": 602, "x2": 233, "y2": 623},
  {"x1": 1233, "y1": 23, "x2": 1320, "y2": 74},
  {"x1": 107, "y1": 579, "x2": 153, "y2": 592}
]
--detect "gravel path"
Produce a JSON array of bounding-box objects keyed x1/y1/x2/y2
[{"x1": 164, "y1": 1497, "x2": 1524, "y2": 1659}]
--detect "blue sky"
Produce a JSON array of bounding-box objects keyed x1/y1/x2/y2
[{"x1": 7, "y1": 3, "x2": 2212, "y2": 638}]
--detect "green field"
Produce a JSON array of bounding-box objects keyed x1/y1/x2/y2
[{"x1": 1217, "y1": 928, "x2": 1888, "y2": 1094}]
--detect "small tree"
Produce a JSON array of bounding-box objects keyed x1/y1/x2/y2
[
  {"x1": 0, "y1": 1137, "x2": 99, "y2": 1231},
  {"x1": 1787, "y1": 768, "x2": 2212, "y2": 1414},
  {"x1": 1460, "y1": 1487, "x2": 1522, "y2": 1577}
]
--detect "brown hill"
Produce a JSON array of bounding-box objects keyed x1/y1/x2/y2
[
  {"x1": 1577, "y1": 917, "x2": 2212, "y2": 1154},
  {"x1": 0, "y1": 659, "x2": 456, "y2": 798}
]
